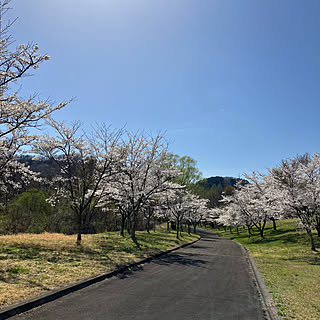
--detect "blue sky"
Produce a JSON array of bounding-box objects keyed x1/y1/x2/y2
[{"x1": 9, "y1": 0, "x2": 320, "y2": 178}]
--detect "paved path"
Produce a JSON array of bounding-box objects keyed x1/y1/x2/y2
[{"x1": 12, "y1": 230, "x2": 266, "y2": 320}]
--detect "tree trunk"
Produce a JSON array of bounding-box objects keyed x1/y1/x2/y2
[
  {"x1": 259, "y1": 228, "x2": 264, "y2": 238},
  {"x1": 256, "y1": 219, "x2": 267, "y2": 239},
  {"x1": 76, "y1": 212, "x2": 83, "y2": 245},
  {"x1": 167, "y1": 221, "x2": 170, "y2": 232},
  {"x1": 131, "y1": 228, "x2": 136, "y2": 242},
  {"x1": 247, "y1": 226, "x2": 251, "y2": 238},
  {"x1": 176, "y1": 220, "x2": 180, "y2": 239},
  {"x1": 76, "y1": 232, "x2": 82, "y2": 245},
  {"x1": 316, "y1": 226, "x2": 320, "y2": 238},
  {"x1": 271, "y1": 217, "x2": 277, "y2": 231},
  {"x1": 120, "y1": 215, "x2": 125, "y2": 237},
  {"x1": 306, "y1": 228, "x2": 316, "y2": 251},
  {"x1": 126, "y1": 218, "x2": 131, "y2": 235},
  {"x1": 187, "y1": 223, "x2": 191, "y2": 234},
  {"x1": 146, "y1": 219, "x2": 150, "y2": 234},
  {"x1": 131, "y1": 215, "x2": 137, "y2": 242},
  {"x1": 193, "y1": 224, "x2": 197, "y2": 234}
]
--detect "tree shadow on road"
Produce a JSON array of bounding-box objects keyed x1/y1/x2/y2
[
  {"x1": 186, "y1": 244, "x2": 213, "y2": 250},
  {"x1": 153, "y1": 252, "x2": 207, "y2": 268},
  {"x1": 114, "y1": 251, "x2": 208, "y2": 280},
  {"x1": 115, "y1": 264, "x2": 144, "y2": 279},
  {"x1": 200, "y1": 238, "x2": 218, "y2": 242}
]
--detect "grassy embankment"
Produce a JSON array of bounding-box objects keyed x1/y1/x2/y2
[
  {"x1": 209, "y1": 219, "x2": 320, "y2": 320},
  {"x1": 0, "y1": 227, "x2": 198, "y2": 309}
]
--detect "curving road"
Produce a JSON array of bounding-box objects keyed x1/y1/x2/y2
[{"x1": 12, "y1": 230, "x2": 266, "y2": 320}]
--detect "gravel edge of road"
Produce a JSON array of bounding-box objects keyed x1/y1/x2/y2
[
  {"x1": 0, "y1": 237, "x2": 200, "y2": 320},
  {"x1": 239, "y1": 244, "x2": 282, "y2": 320}
]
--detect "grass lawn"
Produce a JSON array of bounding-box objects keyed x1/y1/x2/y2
[
  {"x1": 208, "y1": 219, "x2": 320, "y2": 320},
  {"x1": 0, "y1": 227, "x2": 198, "y2": 309}
]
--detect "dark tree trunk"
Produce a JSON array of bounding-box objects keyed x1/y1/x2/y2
[
  {"x1": 259, "y1": 228, "x2": 264, "y2": 238},
  {"x1": 176, "y1": 221, "x2": 180, "y2": 239},
  {"x1": 131, "y1": 223, "x2": 136, "y2": 242},
  {"x1": 126, "y1": 217, "x2": 131, "y2": 235},
  {"x1": 247, "y1": 226, "x2": 251, "y2": 238},
  {"x1": 187, "y1": 223, "x2": 191, "y2": 234},
  {"x1": 146, "y1": 219, "x2": 150, "y2": 234},
  {"x1": 193, "y1": 224, "x2": 197, "y2": 234},
  {"x1": 271, "y1": 217, "x2": 277, "y2": 231},
  {"x1": 306, "y1": 228, "x2": 316, "y2": 251},
  {"x1": 76, "y1": 232, "x2": 82, "y2": 245},
  {"x1": 76, "y1": 212, "x2": 83, "y2": 245},
  {"x1": 131, "y1": 215, "x2": 137, "y2": 242},
  {"x1": 131, "y1": 228, "x2": 136, "y2": 241},
  {"x1": 316, "y1": 226, "x2": 320, "y2": 238},
  {"x1": 120, "y1": 215, "x2": 126, "y2": 237},
  {"x1": 180, "y1": 223, "x2": 183, "y2": 237},
  {"x1": 255, "y1": 219, "x2": 267, "y2": 239}
]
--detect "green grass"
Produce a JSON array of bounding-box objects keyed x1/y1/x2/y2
[
  {"x1": 207, "y1": 219, "x2": 320, "y2": 320},
  {"x1": 0, "y1": 227, "x2": 199, "y2": 309}
]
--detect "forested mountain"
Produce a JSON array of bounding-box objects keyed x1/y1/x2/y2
[
  {"x1": 18, "y1": 155, "x2": 60, "y2": 178},
  {"x1": 199, "y1": 176, "x2": 246, "y2": 190},
  {"x1": 192, "y1": 176, "x2": 248, "y2": 208}
]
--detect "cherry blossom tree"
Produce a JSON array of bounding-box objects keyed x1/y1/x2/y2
[
  {"x1": 141, "y1": 197, "x2": 161, "y2": 233},
  {"x1": 184, "y1": 195, "x2": 209, "y2": 233},
  {"x1": 164, "y1": 187, "x2": 192, "y2": 239},
  {"x1": 216, "y1": 173, "x2": 282, "y2": 238},
  {"x1": 0, "y1": 0, "x2": 68, "y2": 207},
  {"x1": 154, "y1": 195, "x2": 173, "y2": 232},
  {"x1": 107, "y1": 185, "x2": 132, "y2": 237},
  {"x1": 107, "y1": 133, "x2": 178, "y2": 241},
  {"x1": 270, "y1": 153, "x2": 320, "y2": 251},
  {"x1": 0, "y1": 158, "x2": 41, "y2": 208},
  {"x1": 34, "y1": 120, "x2": 124, "y2": 244},
  {"x1": 0, "y1": 0, "x2": 68, "y2": 146}
]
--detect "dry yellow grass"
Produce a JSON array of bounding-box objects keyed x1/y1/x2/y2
[{"x1": 0, "y1": 230, "x2": 198, "y2": 308}]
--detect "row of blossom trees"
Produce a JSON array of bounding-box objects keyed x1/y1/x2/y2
[
  {"x1": 215, "y1": 153, "x2": 320, "y2": 251},
  {"x1": 32, "y1": 119, "x2": 211, "y2": 243}
]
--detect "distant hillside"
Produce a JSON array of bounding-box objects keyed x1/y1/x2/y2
[
  {"x1": 199, "y1": 176, "x2": 247, "y2": 190},
  {"x1": 18, "y1": 155, "x2": 60, "y2": 178},
  {"x1": 193, "y1": 176, "x2": 248, "y2": 207}
]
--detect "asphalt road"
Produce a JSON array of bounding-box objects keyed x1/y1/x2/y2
[{"x1": 12, "y1": 230, "x2": 266, "y2": 320}]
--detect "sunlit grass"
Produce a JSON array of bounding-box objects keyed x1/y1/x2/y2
[
  {"x1": 0, "y1": 227, "x2": 198, "y2": 308},
  {"x1": 208, "y1": 219, "x2": 320, "y2": 320}
]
